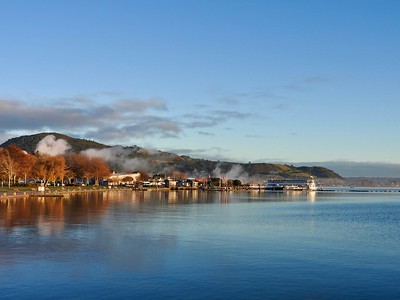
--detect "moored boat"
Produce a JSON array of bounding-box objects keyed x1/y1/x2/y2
[
  {"x1": 284, "y1": 185, "x2": 305, "y2": 191},
  {"x1": 266, "y1": 176, "x2": 318, "y2": 191},
  {"x1": 307, "y1": 176, "x2": 318, "y2": 191}
]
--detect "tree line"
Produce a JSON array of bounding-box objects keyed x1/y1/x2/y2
[{"x1": 0, "y1": 145, "x2": 111, "y2": 187}]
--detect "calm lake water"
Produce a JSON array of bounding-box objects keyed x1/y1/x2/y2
[{"x1": 1, "y1": 190, "x2": 400, "y2": 299}]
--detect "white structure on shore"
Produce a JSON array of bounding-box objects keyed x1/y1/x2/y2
[
  {"x1": 266, "y1": 176, "x2": 318, "y2": 191},
  {"x1": 108, "y1": 172, "x2": 141, "y2": 186}
]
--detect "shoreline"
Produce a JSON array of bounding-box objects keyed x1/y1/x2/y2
[
  {"x1": 0, "y1": 186, "x2": 257, "y2": 199},
  {"x1": 0, "y1": 186, "x2": 111, "y2": 199},
  {"x1": 1, "y1": 185, "x2": 400, "y2": 200}
]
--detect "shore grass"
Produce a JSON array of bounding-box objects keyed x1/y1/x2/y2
[{"x1": 0, "y1": 185, "x2": 109, "y2": 195}]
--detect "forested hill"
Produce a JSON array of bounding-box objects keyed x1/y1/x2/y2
[
  {"x1": 0, "y1": 132, "x2": 342, "y2": 179},
  {"x1": 186, "y1": 159, "x2": 341, "y2": 179},
  {"x1": 1, "y1": 132, "x2": 107, "y2": 153}
]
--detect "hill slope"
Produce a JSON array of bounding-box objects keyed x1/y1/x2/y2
[
  {"x1": 1, "y1": 132, "x2": 107, "y2": 153},
  {"x1": 1, "y1": 132, "x2": 342, "y2": 179}
]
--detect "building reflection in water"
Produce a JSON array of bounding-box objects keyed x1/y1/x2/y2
[
  {"x1": 307, "y1": 191, "x2": 317, "y2": 203},
  {"x1": 1, "y1": 189, "x2": 317, "y2": 236},
  {"x1": 125, "y1": 189, "x2": 233, "y2": 206},
  {"x1": 0, "y1": 192, "x2": 110, "y2": 235},
  {"x1": 0, "y1": 190, "x2": 228, "y2": 234},
  {"x1": 0, "y1": 189, "x2": 320, "y2": 272}
]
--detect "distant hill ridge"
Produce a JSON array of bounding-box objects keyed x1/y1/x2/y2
[
  {"x1": 0, "y1": 132, "x2": 342, "y2": 179},
  {"x1": 1, "y1": 132, "x2": 107, "y2": 153}
]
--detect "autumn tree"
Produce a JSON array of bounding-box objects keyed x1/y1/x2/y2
[
  {"x1": 0, "y1": 145, "x2": 37, "y2": 186},
  {"x1": 65, "y1": 153, "x2": 90, "y2": 183},
  {"x1": 65, "y1": 153, "x2": 110, "y2": 185},
  {"x1": 31, "y1": 155, "x2": 66, "y2": 186},
  {"x1": 87, "y1": 156, "x2": 111, "y2": 185},
  {"x1": 7, "y1": 145, "x2": 36, "y2": 183},
  {"x1": 137, "y1": 171, "x2": 150, "y2": 181},
  {"x1": 0, "y1": 148, "x2": 18, "y2": 187}
]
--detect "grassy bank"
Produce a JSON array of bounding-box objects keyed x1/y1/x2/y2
[{"x1": 0, "y1": 185, "x2": 110, "y2": 196}]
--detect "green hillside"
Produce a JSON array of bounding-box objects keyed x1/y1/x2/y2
[
  {"x1": 0, "y1": 132, "x2": 342, "y2": 179},
  {"x1": 1, "y1": 132, "x2": 107, "y2": 153}
]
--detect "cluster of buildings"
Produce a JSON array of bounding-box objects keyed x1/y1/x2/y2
[
  {"x1": 107, "y1": 172, "x2": 219, "y2": 190},
  {"x1": 107, "y1": 172, "x2": 318, "y2": 191},
  {"x1": 106, "y1": 172, "x2": 253, "y2": 190}
]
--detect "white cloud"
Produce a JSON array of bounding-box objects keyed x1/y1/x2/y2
[{"x1": 35, "y1": 135, "x2": 71, "y2": 156}]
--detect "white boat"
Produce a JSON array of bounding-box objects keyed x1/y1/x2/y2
[
  {"x1": 306, "y1": 176, "x2": 318, "y2": 191},
  {"x1": 266, "y1": 176, "x2": 317, "y2": 191},
  {"x1": 284, "y1": 185, "x2": 305, "y2": 191}
]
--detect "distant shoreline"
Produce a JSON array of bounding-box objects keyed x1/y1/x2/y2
[
  {"x1": 1, "y1": 185, "x2": 400, "y2": 200},
  {"x1": 0, "y1": 186, "x2": 110, "y2": 199}
]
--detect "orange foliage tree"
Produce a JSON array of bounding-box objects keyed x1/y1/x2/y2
[
  {"x1": 31, "y1": 155, "x2": 66, "y2": 186},
  {"x1": 8, "y1": 145, "x2": 36, "y2": 183},
  {"x1": 87, "y1": 156, "x2": 111, "y2": 185},
  {"x1": 0, "y1": 145, "x2": 36, "y2": 187},
  {"x1": 0, "y1": 147, "x2": 18, "y2": 187},
  {"x1": 65, "y1": 153, "x2": 110, "y2": 185},
  {"x1": 64, "y1": 153, "x2": 90, "y2": 183}
]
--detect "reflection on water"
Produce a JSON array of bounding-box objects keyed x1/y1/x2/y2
[
  {"x1": 307, "y1": 190, "x2": 317, "y2": 202},
  {"x1": 0, "y1": 192, "x2": 109, "y2": 234},
  {"x1": 0, "y1": 190, "x2": 267, "y2": 233},
  {"x1": 1, "y1": 190, "x2": 400, "y2": 299}
]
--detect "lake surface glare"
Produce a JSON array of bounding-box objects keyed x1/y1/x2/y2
[{"x1": 1, "y1": 190, "x2": 400, "y2": 299}]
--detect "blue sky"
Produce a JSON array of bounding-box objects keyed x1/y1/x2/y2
[{"x1": 0, "y1": 0, "x2": 399, "y2": 175}]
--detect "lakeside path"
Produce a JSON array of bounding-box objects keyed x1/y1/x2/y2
[
  {"x1": 2, "y1": 186, "x2": 400, "y2": 200},
  {"x1": 0, "y1": 186, "x2": 113, "y2": 199},
  {"x1": 0, "y1": 186, "x2": 183, "y2": 199}
]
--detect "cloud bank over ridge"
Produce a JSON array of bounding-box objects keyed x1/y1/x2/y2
[{"x1": 0, "y1": 94, "x2": 253, "y2": 148}]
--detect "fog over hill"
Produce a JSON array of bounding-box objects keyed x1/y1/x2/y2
[
  {"x1": 1, "y1": 132, "x2": 107, "y2": 153},
  {"x1": 1, "y1": 133, "x2": 342, "y2": 182},
  {"x1": 2, "y1": 133, "x2": 399, "y2": 181}
]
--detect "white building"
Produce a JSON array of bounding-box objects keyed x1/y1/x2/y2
[{"x1": 108, "y1": 172, "x2": 141, "y2": 186}]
